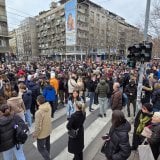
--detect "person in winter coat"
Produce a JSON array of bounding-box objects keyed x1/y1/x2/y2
[
  {"x1": 67, "y1": 90, "x2": 82, "y2": 120},
  {"x1": 103, "y1": 110, "x2": 131, "y2": 160},
  {"x1": 68, "y1": 74, "x2": 78, "y2": 95},
  {"x1": 87, "y1": 75, "x2": 97, "y2": 112},
  {"x1": 50, "y1": 72, "x2": 59, "y2": 111},
  {"x1": 141, "y1": 75, "x2": 152, "y2": 104},
  {"x1": 131, "y1": 103, "x2": 153, "y2": 150},
  {"x1": 148, "y1": 112, "x2": 160, "y2": 160},
  {"x1": 152, "y1": 82, "x2": 160, "y2": 112},
  {"x1": 7, "y1": 91, "x2": 26, "y2": 121},
  {"x1": 77, "y1": 77, "x2": 85, "y2": 99},
  {"x1": 27, "y1": 78, "x2": 40, "y2": 119},
  {"x1": 106, "y1": 77, "x2": 113, "y2": 108},
  {"x1": 58, "y1": 75, "x2": 65, "y2": 104},
  {"x1": 33, "y1": 95, "x2": 52, "y2": 160},
  {"x1": 3, "y1": 82, "x2": 12, "y2": 100},
  {"x1": 0, "y1": 104, "x2": 26, "y2": 160},
  {"x1": 124, "y1": 78, "x2": 137, "y2": 117},
  {"x1": 43, "y1": 80, "x2": 56, "y2": 118},
  {"x1": 21, "y1": 84, "x2": 32, "y2": 127},
  {"x1": 111, "y1": 82, "x2": 122, "y2": 110},
  {"x1": 95, "y1": 78, "x2": 110, "y2": 117},
  {"x1": 67, "y1": 101, "x2": 86, "y2": 160}
]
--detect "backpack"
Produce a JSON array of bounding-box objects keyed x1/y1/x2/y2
[
  {"x1": 122, "y1": 93, "x2": 128, "y2": 107},
  {"x1": 14, "y1": 115, "x2": 29, "y2": 149}
]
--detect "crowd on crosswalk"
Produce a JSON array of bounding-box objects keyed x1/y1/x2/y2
[{"x1": 0, "y1": 59, "x2": 160, "y2": 160}]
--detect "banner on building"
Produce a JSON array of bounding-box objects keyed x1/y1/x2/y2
[{"x1": 65, "y1": 0, "x2": 77, "y2": 46}]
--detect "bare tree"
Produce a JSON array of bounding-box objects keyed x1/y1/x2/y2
[{"x1": 149, "y1": 0, "x2": 160, "y2": 36}]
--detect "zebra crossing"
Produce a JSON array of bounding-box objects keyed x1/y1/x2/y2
[
  {"x1": 0, "y1": 102, "x2": 112, "y2": 160},
  {"x1": 31, "y1": 103, "x2": 112, "y2": 160}
]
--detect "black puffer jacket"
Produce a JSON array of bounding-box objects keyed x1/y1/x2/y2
[
  {"x1": 152, "y1": 89, "x2": 160, "y2": 110},
  {"x1": 105, "y1": 120, "x2": 131, "y2": 160},
  {"x1": 125, "y1": 83, "x2": 137, "y2": 101},
  {"x1": 87, "y1": 79, "x2": 97, "y2": 92},
  {"x1": 0, "y1": 115, "x2": 15, "y2": 152}
]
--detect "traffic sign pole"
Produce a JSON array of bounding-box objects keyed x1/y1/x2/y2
[{"x1": 136, "y1": 0, "x2": 151, "y2": 113}]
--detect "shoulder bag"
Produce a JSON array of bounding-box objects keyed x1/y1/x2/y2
[{"x1": 68, "y1": 128, "x2": 79, "y2": 139}]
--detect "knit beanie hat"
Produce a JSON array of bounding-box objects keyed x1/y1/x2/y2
[{"x1": 142, "y1": 103, "x2": 153, "y2": 112}]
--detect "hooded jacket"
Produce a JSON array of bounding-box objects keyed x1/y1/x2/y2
[
  {"x1": 27, "y1": 81, "x2": 40, "y2": 99},
  {"x1": 7, "y1": 96, "x2": 25, "y2": 113},
  {"x1": 50, "y1": 77, "x2": 59, "y2": 94},
  {"x1": 105, "y1": 120, "x2": 131, "y2": 160},
  {"x1": 0, "y1": 115, "x2": 15, "y2": 152},
  {"x1": 95, "y1": 80, "x2": 110, "y2": 98},
  {"x1": 43, "y1": 85, "x2": 56, "y2": 102},
  {"x1": 34, "y1": 102, "x2": 52, "y2": 139}
]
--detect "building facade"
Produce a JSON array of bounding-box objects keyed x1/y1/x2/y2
[
  {"x1": 0, "y1": 0, "x2": 9, "y2": 61},
  {"x1": 16, "y1": 17, "x2": 38, "y2": 60},
  {"x1": 9, "y1": 29, "x2": 17, "y2": 55},
  {"x1": 11, "y1": 0, "x2": 145, "y2": 60}
]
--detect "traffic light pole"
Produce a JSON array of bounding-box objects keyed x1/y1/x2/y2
[{"x1": 136, "y1": 0, "x2": 151, "y2": 112}]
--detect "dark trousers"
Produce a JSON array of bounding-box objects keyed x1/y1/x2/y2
[
  {"x1": 55, "y1": 95, "x2": 58, "y2": 111},
  {"x1": 49, "y1": 101, "x2": 55, "y2": 118},
  {"x1": 64, "y1": 90, "x2": 69, "y2": 103},
  {"x1": 59, "y1": 90, "x2": 64, "y2": 103},
  {"x1": 31, "y1": 98, "x2": 37, "y2": 118},
  {"x1": 37, "y1": 135, "x2": 50, "y2": 160},
  {"x1": 127, "y1": 99, "x2": 136, "y2": 117},
  {"x1": 94, "y1": 93, "x2": 98, "y2": 104},
  {"x1": 89, "y1": 92, "x2": 95, "y2": 110},
  {"x1": 150, "y1": 143, "x2": 160, "y2": 160},
  {"x1": 132, "y1": 130, "x2": 145, "y2": 149},
  {"x1": 73, "y1": 152, "x2": 83, "y2": 160}
]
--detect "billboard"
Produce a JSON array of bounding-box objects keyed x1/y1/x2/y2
[{"x1": 65, "y1": 0, "x2": 77, "y2": 46}]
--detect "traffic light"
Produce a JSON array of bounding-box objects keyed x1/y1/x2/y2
[
  {"x1": 140, "y1": 42, "x2": 152, "y2": 62},
  {"x1": 127, "y1": 42, "x2": 152, "y2": 68},
  {"x1": 128, "y1": 44, "x2": 142, "y2": 61}
]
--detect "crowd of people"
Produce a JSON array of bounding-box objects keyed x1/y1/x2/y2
[{"x1": 0, "y1": 59, "x2": 160, "y2": 160}]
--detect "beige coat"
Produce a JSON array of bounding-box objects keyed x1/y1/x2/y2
[
  {"x1": 7, "y1": 97, "x2": 25, "y2": 113},
  {"x1": 34, "y1": 102, "x2": 52, "y2": 139}
]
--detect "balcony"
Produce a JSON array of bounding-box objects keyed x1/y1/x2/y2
[
  {"x1": 0, "y1": 15, "x2": 7, "y2": 22},
  {"x1": 0, "y1": 31, "x2": 9, "y2": 38}
]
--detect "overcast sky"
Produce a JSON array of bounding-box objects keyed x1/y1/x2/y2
[{"x1": 6, "y1": 0, "x2": 152, "y2": 30}]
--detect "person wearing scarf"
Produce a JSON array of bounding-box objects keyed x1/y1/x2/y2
[{"x1": 131, "y1": 103, "x2": 153, "y2": 150}]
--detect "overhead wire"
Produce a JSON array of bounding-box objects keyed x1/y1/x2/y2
[{"x1": 7, "y1": 6, "x2": 33, "y2": 17}]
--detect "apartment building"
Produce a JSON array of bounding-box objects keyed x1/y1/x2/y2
[
  {"x1": 0, "y1": 0, "x2": 9, "y2": 61},
  {"x1": 16, "y1": 17, "x2": 38, "y2": 60},
  {"x1": 36, "y1": 2, "x2": 65, "y2": 57},
  {"x1": 9, "y1": 29, "x2": 17, "y2": 54},
  {"x1": 12, "y1": 0, "x2": 144, "y2": 60}
]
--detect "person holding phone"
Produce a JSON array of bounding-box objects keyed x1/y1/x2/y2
[{"x1": 102, "y1": 110, "x2": 131, "y2": 160}]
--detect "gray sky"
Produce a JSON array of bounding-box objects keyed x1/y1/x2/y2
[{"x1": 6, "y1": 0, "x2": 150, "y2": 30}]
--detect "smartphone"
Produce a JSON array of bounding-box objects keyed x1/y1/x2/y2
[{"x1": 101, "y1": 134, "x2": 110, "y2": 140}]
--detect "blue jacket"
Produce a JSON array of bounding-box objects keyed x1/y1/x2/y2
[
  {"x1": 67, "y1": 100, "x2": 76, "y2": 119},
  {"x1": 43, "y1": 85, "x2": 56, "y2": 102},
  {"x1": 66, "y1": 97, "x2": 84, "y2": 119}
]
